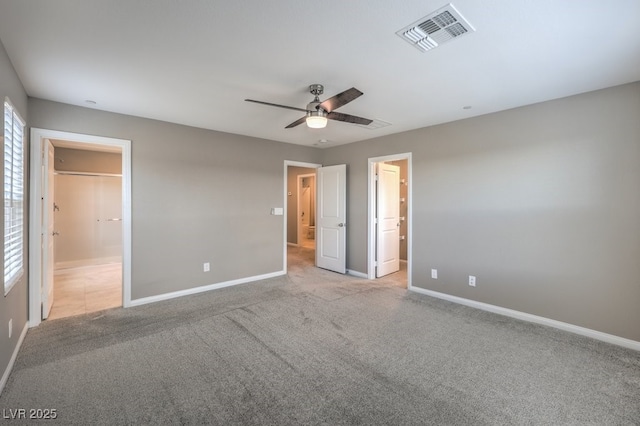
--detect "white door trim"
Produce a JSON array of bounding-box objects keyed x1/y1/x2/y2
[
  {"x1": 283, "y1": 161, "x2": 321, "y2": 273},
  {"x1": 29, "y1": 128, "x2": 132, "y2": 327},
  {"x1": 367, "y1": 153, "x2": 412, "y2": 286}
]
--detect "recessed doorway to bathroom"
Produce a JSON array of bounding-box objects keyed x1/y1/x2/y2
[
  {"x1": 285, "y1": 163, "x2": 320, "y2": 271},
  {"x1": 287, "y1": 166, "x2": 317, "y2": 250},
  {"x1": 48, "y1": 142, "x2": 123, "y2": 320},
  {"x1": 368, "y1": 153, "x2": 412, "y2": 289},
  {"x1": 298, "y1": 173, "x2": 316, "y2": 249}
]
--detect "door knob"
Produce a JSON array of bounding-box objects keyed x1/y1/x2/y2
[
  {"x1": 52, "y1": 231, "x2": 60, "y2": 236},
  {"x1": 338, "y1": 223, "x2": 345, "y2": 227}
]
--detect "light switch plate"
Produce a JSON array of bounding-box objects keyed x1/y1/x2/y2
[{"x1": 271, "y1": 207, "x2": 284, "y2": 215}]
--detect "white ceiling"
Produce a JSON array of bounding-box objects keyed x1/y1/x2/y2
[{"x1": 1, "y1": 1, "x2": 639, "y2": 148}]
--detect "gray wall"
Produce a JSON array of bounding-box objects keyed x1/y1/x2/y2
[
  {"x1": 29, "y1": 99, "x2": 321, "y2": 300},
  {"x1": 0, "y1": 39, "x2": 29, "y2": 386},
  {"x1": 322, "y1": 82, "x2": 640, "y2": 342}
]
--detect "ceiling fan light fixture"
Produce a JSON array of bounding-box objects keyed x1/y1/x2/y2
[
  {"x1": 306, "y1": 111, "x2": 327, "y2": 128},
  {"x1": 246, "y1": 84, "x2": 371, "y2": 129}
]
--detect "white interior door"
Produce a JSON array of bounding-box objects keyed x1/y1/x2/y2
[
  {"x1": 42, "y1": 140, "x2": 55, "y2": 319},
  {"x1": 376, "y1": 163, "x2": 400, "y2": 277},
  {"x1": 316, "y1": 164, "x2": 346, "y2": 273}
]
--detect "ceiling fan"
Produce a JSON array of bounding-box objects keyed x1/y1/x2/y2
[{"x1": 245, "y1": 84, "x2": 373, "y2": 129}]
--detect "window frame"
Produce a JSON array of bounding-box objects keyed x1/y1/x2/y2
[{"x1": 4, "y1": 97, "x2": 25, "y2": 296}]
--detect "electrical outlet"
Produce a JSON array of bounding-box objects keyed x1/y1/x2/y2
[
  {"x1": 203, "y1": 262, "x2": 210, "y2": 272},
  {"x1": 469, "y1": 275, "x2": 476, "y2": 287},
  {"x1": 431, "y1": 269, "x2": 438, "y2": 279},
  {"x1": 8, "y1": 318, "x2": 12, "y2": 339}
]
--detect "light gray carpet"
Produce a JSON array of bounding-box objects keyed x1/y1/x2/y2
[{"x1": 1, "y1": 246, "x2": 639, "y2": 425}]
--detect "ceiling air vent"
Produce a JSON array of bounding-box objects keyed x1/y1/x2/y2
[{"x1": 396, "y1": 3, "x2": 475, "y2": 52}]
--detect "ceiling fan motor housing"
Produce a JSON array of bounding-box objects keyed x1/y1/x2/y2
[
  {"x1": 307, "y1": 100, "x2": 326, "y2": 117},
  {"x1": 309, "y1": 84, "x2": 324, "y2": 97}
]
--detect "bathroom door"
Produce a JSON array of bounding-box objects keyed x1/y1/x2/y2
[{"x1": 316, "y1": 164, "x2": 346, "y2": 274}]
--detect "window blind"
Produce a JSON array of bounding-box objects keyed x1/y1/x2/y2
[{"x1": 4, "y1": 100, "x2": 25, "y2": 294}]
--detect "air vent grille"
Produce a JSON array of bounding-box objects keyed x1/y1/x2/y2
[
  {"x1": 419, "y1": 20, "x2": 440, "y2": 35},
  {"x1": 432, "y1": 11, "x2": 456, "y2": 28},
  {"x1": 446, "y1": 22, "x2": 468, "y2": 37},
  {"x1": 397, "y1": 3, "x2": 475, "y2": 53}
]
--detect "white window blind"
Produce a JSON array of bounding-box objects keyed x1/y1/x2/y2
[{"x1": 4, "y1": 99, "x2": 25, "y2": 295}]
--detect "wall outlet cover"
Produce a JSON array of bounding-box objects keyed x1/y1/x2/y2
[
  {"x1": 469, "y1": 275, "x2": 476, "y2": 287},
  {"x1": 431, "y1": 269, "x2": 438, "y2": 279}
]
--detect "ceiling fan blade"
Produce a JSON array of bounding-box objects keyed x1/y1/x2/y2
[
  {"x1": 285, "y1": 116, "x2": 308, "y2": 129},
  {"x1": 327, "y1": 111, "x2": 373, "y2": 126},
  {"x1": 318, "y1": 87, "x2": 364, "y2": 112},
  {"x1": 245, "y1": 99, "x2": 309, "y2": 113}
]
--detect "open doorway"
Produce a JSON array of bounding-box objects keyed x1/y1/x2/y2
[
  {"x1": 284, "y1": 161, "x2": 321, "y2": 272},
  {"x1": 47, "y1": 143, "x2": 123, "y2": 320},
  {"x1": 297, "y1": 173, "x2": 316, "y2": 249},
  {"x1": 284, "y1": 160, "x2": 348, "y2": 275},
  {"x1": 368, "y1": 153, "x2": 412, "y2": 288},
  {"x1": 29, "y1": 129, "x2": 132, "y2": 327}
]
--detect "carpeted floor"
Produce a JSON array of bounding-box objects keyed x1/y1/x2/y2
[{"x1": 1, "y1": 246, "x2": 639, "y2": 425}]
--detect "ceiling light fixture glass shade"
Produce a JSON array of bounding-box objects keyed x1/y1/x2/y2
[{"x1": 306, "y1": 110, "x2": 328, "y2": 128}]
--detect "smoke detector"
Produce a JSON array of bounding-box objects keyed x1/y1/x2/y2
[{"x1": 396, "y1": 3, "x2": 475, "y2": 52}]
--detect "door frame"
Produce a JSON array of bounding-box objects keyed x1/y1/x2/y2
[
  {"x1": 29, "y1": 128, "x2": 132, "y2": 327},
  {"x1": 283, "y1": 161, "x2": 321, "y2": 273},
  {"x1": 367, "y1": 153, "x2": 412, "y2": 286}
]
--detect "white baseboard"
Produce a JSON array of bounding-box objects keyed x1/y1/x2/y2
[
  {"x1": 347, "y1": 270, "x2": 368, "y2": 279},
  {"x1": 0, "y1": 322, "x2": 28, "y2": 396},
  {"x1": 409, "y1": 286, "x2": 640, "y2": 352},
  {"x1": 129, "y1": 270, "x2": 286, "y2": 307}
]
